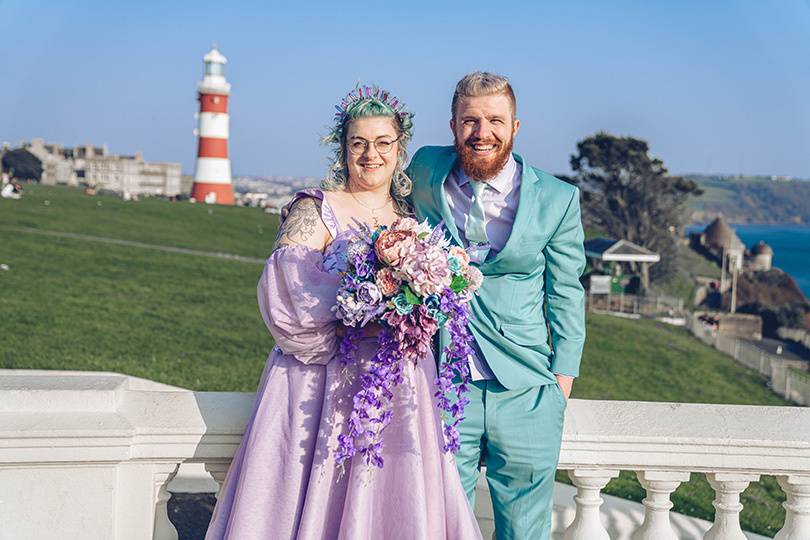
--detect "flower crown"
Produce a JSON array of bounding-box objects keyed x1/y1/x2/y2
[
  {"x1": 327, "y1": 85, "x2": 414, "y2": 144},
  {"x1": 334, "y1": 85, "x2": 410, "y2": 121}
]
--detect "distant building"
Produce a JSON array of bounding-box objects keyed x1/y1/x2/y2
[
  {"x1": 583, "y1": 237, "x2": 661, "y2": 291},
  {"x1": 18, "y1": 138, "x2": 182, "y2": 197},
  {"x1": 695, "y1": 216, "x2": 745, "y2": 271},
  {"x1": 23, "y1": 139, "x2": 78, "y2": 185},
  {"x1": 749, "y1": 241, "x2": 774, "y2": 271},
  {"x1": 691, "y1": 217, "x2": 776, "y2": 274}
]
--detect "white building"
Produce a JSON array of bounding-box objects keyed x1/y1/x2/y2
[
  {"x1": 21, "y1": 138, "x2": 182, "y2": 197},
  {"x1": 23, "y1": 138, "x2": 80, "y2": 185}
]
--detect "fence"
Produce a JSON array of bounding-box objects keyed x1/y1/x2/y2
[
  {"x1": 779, "y1": 327, "x2": 810, "y2": 350},
  {"x1": 787, "y1": 367, "x2": 810, "y2": 405},
  {"x1": 689, "y1": 314, "x2": 810, "y2": 405},
  {"x1": 587, "y1": 292, "x2": 685, "y2": 317}
]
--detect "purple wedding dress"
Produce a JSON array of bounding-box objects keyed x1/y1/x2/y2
[{"x1": 204, "y1": 190, "x2": 482, "y2": 540}]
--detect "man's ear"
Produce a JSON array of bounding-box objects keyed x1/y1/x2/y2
[
  {"x1": 449, "y1": 119, "x2": 456, "y2": 134},
  {"x1": 512, "y1": 118, "x2": 521, "y2": 137}
]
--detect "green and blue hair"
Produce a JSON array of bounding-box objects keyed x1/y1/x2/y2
[{"x1": 322, "y1": 85, "x2": 414, "y2": 214}]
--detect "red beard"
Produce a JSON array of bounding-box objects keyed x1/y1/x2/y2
[{"x1": 455, "y1": 134, "x2": 514, "y2": 181}]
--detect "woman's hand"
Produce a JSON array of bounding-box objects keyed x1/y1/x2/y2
[
  {"x1": 336, "y1": 323, "x2": 385, "y2": 339},
  {"x1": 361, "y1": 323, "x2": 385, "y2": 338}
]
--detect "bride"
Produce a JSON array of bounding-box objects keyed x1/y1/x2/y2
[{"x1": 204, "y1": 87, "x2": 482, "y2": 540}]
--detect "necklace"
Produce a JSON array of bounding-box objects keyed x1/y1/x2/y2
[{"x1": 347, "y1": 186, "x2": 391, "y2": 229}]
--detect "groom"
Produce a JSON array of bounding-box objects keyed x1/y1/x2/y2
[{"x1": 407, "y1": 72, "x2": 586, "y2": 539}]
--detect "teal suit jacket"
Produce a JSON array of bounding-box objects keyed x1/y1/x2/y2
[{"x1": 406, "y1": 146, "x2": 586, "y2": 390}]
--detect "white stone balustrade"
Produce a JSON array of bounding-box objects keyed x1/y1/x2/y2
[{"x1": 1, "y1": 369, "x2": 809, "y2": 539}]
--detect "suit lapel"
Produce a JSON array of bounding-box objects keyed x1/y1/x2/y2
[
  {"x1": 481, "y1": 153, "x2": 541, "y2": 269},
  {"x1": 430, "y1": 150, "x2": 462, "y2": 245}
]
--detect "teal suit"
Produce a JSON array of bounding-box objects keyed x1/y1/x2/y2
[{"x1": 406, "y1": 146, "x2": 586, "y2": 539}]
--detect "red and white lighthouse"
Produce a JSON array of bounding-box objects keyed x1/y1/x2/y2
[{"x1": 191, "y1": 46, "x2": 233, "y2": 205}]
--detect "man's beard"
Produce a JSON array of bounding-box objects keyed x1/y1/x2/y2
[{"x1": 455, "y1": 133, "x2": 514, "y2": 181}]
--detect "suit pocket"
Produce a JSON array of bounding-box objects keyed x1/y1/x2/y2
[
  {"x1": 499, "y1": 321, "x2": 550, "y2": 351},
  {"x1": 553, "y1": 382, "x2": 568, "y2": 409}
]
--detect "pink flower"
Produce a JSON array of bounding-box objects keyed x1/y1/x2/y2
[
  {"x1": 400, "y1": 244, "x2": 452, "y2": 296},
  {"x1": 375, "y1": 229, "x2": 416, "y2": 267},
  {"x1": 448, "y1": 246, "x2": 470, "y2": 268},
  {"x1": 390, "y1": 216, "x2": 419, "y2": 232},
  {"x1": 376, "y1": 267, "x2": 400, "y2": 296},
  {"x1": 464, "y1": 265, "x2": 484, "y2": 291}
]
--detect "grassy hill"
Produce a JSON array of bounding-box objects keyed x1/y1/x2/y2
[
  {"x1": 1, "y1": 185, "x2": 791, "y2": 536},
  {"x1": 689, "y1": 175, "x2": 810, "y2": 225}
]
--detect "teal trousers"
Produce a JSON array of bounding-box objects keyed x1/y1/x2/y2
[{"x1": 455, "y1": 379, "x2": 567, "y2": 540}]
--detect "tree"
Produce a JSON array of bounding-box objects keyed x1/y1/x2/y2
[
  {"x1": 2, "y1": 149, "x2": 42, "y2": 182},
  {"x1": 569, "y1": 132, "x2": 702, "y2": 282}
]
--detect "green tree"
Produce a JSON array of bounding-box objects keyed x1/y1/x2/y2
[
  {"x1": 2, "y1": 149, "x2": 42, "y2": 181},
  {"x1": 569, "y1": 132, "x2": 702, "y2": 282}
]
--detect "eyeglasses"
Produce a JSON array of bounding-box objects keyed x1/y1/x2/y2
[{"x1": 347, "y1": 137, "x2": 400, "y2": 155}]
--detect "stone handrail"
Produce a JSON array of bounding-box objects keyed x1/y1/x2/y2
[{"x1": 1, "y1": 370, "x2": 809, "y2": 539}]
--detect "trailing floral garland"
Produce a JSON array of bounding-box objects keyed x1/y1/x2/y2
[{"x1": 332, "y1": 217, "x2": 482, "y2": 469}]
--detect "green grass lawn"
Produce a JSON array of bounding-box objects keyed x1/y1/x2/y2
[
  {"x1": 3, "y1": 184, "x2": 277, "y2": 258},
  {"x1": 651, "y1": 242, "x2": 721, "y2": 309},
  {"x1": 0, "y1": 231, "x2": 270, "y2": 391},
  {"x1": 1, "y1": 185, "x2": 791, "y2": 536}
]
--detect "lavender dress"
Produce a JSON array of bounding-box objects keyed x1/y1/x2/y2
[{"x1": 205, "y1": 190, "x2": 482, "y2": 540}]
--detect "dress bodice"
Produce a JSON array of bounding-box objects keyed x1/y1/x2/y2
[{"x1": 322, "y1": 229, "x2": 352, "y2": 275}]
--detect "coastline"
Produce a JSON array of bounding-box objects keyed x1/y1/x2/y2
[{"x1": 686, "y1": 223, "x2": 810, "y2": 299}]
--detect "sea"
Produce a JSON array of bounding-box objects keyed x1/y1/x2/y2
[
  {"x1": 689, "y1": 224, "x2": 810, "y2": 298},
  {"x1": 733, "y1": 224, "x2": 810, "y2": 298}
]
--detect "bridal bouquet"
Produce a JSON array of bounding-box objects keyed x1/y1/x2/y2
[{"x1": 332, "y1": 216, "x2": 483, "y2": 469}]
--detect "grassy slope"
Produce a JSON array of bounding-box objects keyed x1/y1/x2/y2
[
  {"x1": 4, "y1": 184, "x2": 276, "y2": 257},
  {"x1": 650, "y1": 242, "x2": 722, "y2": 308},
  {"x1": 1, "y1": 185, "x2": 790, "y2": 536},
  {"x1": 689, "y1": 176, "x2": 810, "y2": 224},
  {"x1": 1, "y1": 232, "x2": 270, "y2": 391}
]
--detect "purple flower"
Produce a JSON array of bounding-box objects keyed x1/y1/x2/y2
[{"x1": 356, "y1": 281, "x2": 383, "y2": 305}]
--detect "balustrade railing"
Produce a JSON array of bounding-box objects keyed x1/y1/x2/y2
[{"x1": 1, "y1": 370, "x2": 809, "y2": 539}]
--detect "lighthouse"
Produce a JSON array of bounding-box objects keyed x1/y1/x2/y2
[{"x1": 191, "y1": 46, "x2": 233, "y2": 205}]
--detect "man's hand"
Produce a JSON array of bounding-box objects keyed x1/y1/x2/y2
[{"x1": 555, "y1": 374, "x2": 574, "y2": 400}]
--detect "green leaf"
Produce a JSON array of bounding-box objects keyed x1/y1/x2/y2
[
  {"x1": 450, "y1": 274, "x2": 468, "y2": 293},
  {"x1": 402, "y1": 284, "x2": 422, "y2": 305}
]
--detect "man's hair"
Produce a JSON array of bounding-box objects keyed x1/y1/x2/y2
[{"x1": 451, "y1": 72, "x2": 516, "y2": 120}]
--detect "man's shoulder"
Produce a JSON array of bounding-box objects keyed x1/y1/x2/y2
[
  {"x1": 527, "y1": 164, "x2": 579, "y2": 202},
  {"x1": 407, "y1": 145, "x2": 455, "y2": 190},
  {"x1": 410, "y1": 145, "x2": 455, "y2": 168}
]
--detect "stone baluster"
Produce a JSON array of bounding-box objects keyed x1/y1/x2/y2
[
  {"x1": 631, "y1": 470, "x2": 691, "y2": 540},
  {"x1": 703, "y1": 473, "x2": 759, "y2": 540},
  {"x1": 564, "y1": 469, "x2": 620, "y2": 540},
  {"x1": 153, "y1": 462, "x2": 181, "y2": 540},
  {"x1": 205, "y1": 461, "x2": 232, "y2": 499},
  {"x1": 774, "y1": 475, "x2": 810, "y2": 539}
]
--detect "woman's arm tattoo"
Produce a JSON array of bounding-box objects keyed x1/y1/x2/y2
[{"x1": 273, "y1": 197, "x2": 322, "y2": 250}]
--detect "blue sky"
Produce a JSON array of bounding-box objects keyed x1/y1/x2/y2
[{"x1": 2, "y1": 0, "x2": 809, "y2": 178}]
